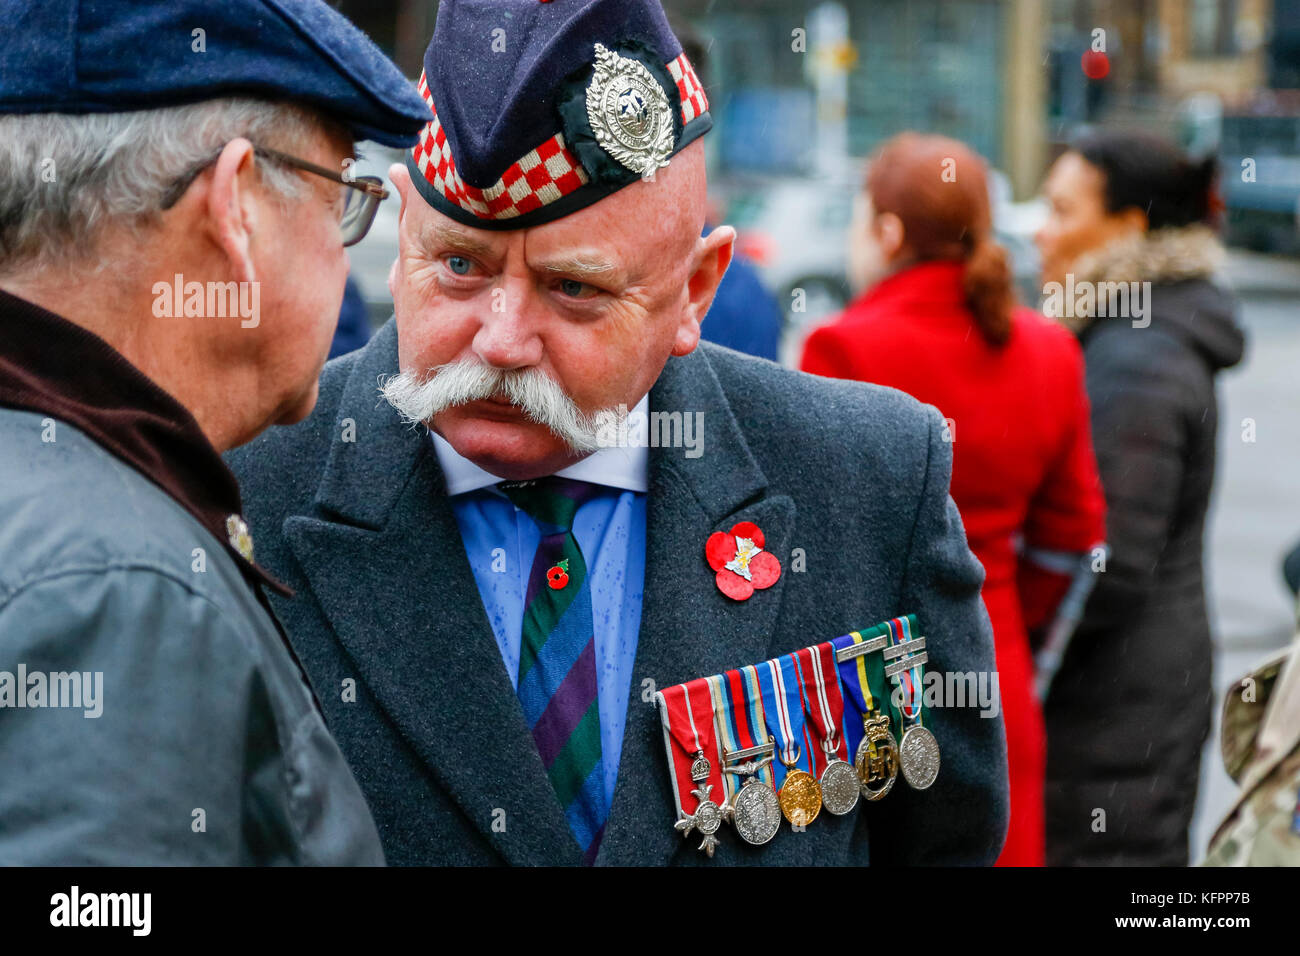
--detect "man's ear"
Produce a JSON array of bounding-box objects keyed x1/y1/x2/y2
[
  {"x1": 387, "y1": 163, "x2": 414, "y2": 301},
  {"x1": 875, "y1": 210, "x2": 906, "y2": 260},
  {"x1": 389, "y1": 162, "x2": 413, "y2": 226},
  {"x1": 206, "y1": 138, "x2": 260, "y2": 285},
  {"x1": 672, "y1": 224, "x2": 735, "y2": 357}
]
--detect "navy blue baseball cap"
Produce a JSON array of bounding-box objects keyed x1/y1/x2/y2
[
  {"x1": 407, "y1": 0, "x2": 712, "y2": 230},
  {"x1": 0, "y1": 0, "x2": 432, "y2": 147}
]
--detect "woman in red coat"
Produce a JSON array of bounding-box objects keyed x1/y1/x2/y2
[{"x1": 801, "y1": 133, "x2": 1106, "y2": 866}]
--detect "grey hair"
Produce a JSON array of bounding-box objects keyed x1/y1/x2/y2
[{"x1": 0, "y1": 98, "x2": 328, "y2": 277}]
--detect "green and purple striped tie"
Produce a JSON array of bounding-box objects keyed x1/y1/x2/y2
[{"x1": 499, "y1": 477, "x2": 607, "y2": 863}]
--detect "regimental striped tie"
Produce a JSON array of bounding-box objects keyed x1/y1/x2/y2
[{"x1": 498, "y1": 477, "x2": 607, "y2": 864}]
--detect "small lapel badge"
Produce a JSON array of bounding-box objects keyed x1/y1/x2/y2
[
  {"x1": 226, "y1": 514, "x2": 254, "y2": 562},
  {"x1": 706, "y1": 520, "x2": 781, "y2": 601}
]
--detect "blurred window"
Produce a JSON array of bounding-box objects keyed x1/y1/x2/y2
[
  {"x1": 727, "y1": 191, "x2": 770, "y2": 229},
  {"x1": 818, "y1": 195, "x2": 853, "y2": 230},
  {"x1": 1190, "y1": 0, "x2": 1239, "y2": 57}
]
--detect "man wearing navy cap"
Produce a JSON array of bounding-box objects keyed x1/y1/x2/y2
[
  {"x1": 0, "y1": 1, "x2": 430, "y2": 863},
  {"x1": 232, "y1": 0, "x2": 1009, "y2": 866}
]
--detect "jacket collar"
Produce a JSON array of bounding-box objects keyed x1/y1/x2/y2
[
  {"x1": 288, "y1": 320, "x2": 794, "y2": 864},
  {"x1": 845, "y1": 259, "x2": 969, "y2": 319},
  {"x1": 0, "y1": 287, "x2": 290, "y2": 596}
]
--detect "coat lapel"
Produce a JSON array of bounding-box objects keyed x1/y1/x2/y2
[
  {"x1": 283, "y1": 323, "x2": 581, "y2": 866},
  {"x1": 596, "y1": 348, "x2": 795, "y2": 865}
]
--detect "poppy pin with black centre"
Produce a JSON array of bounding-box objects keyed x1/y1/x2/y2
[{"x1": 547, "y1": 559, "x2": 571, "y2": 590}]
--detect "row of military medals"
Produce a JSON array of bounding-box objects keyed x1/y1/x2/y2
[{"x1": 657, "y1": 619, "x2": 940, "y2": 857}]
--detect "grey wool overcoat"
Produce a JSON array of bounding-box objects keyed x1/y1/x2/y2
[{"x1": 227, "y1": 318, "x2": 1010, "y2": 866}]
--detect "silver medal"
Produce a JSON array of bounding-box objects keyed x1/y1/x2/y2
[
  {"x1": 899, "y1": 724, "x2": 941, "y2": 790},
  {"x1": 585, "y1": 43, "x2": 675, "y2": 176},
  {"x1": 731, "y1": 777, "x2": 782, "y2": 846},
  {"x1": 723, "y1": 741, "x2": 781, "y2": 846},
  {"x1": 818, "y1": 738, "x2": 860, "y2": 816},
  {"x1": 674, "y1": 752, "x2": 731, "y2": 857}
]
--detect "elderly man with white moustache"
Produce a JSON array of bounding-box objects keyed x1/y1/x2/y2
[{"x1": 230, "y1": 0, "x2": 1009, "y2": 866}]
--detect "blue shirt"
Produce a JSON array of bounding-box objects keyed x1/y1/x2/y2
[{"x1": 431, "y1": 413, "x2": 647, "y2": 809}]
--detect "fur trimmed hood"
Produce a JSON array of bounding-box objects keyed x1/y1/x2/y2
[
  {"x1": 1071, "y1": 224, "x2": 1225, "y2": 291},
  {"x1": 1053, "y1": 224, "x2": 1244, "y2": 371}
]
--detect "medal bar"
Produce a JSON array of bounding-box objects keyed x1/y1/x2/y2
[
  {"x1": 882, "y1": 636, "x2": 926, "y2": 659},
  {"x1": 723, "y1": 738, "x2": 776, "y2": 763},
  {"x1": 834, "y1": 634, "x2": 888, "y2": 662},
  {"x1": 884, "y1": 650, "x2": 928, "y2": 678}
]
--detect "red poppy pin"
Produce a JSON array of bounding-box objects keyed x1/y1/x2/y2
[
  {"x1": 547, "y1": 559, "x2": 571, "y2": 590},
  {"x1": 706, "y1": 521, "x2": 781, "y2": 601}
]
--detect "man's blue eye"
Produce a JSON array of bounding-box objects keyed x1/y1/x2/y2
[
  {"x1": 447, "y1": 256, "x2": 472, "y2": 275},
  {"x1": 560, "y1": 279, "x2": 587, "y2": 297}
]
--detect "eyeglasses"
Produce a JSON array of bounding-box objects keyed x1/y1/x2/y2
[{"x1": 159, "y1": 143, "x2": 388, "y2": 247}]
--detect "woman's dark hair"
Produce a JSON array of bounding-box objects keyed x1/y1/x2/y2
[{"x1": 1071, "y1": 129, "x2": 1219, "y2": 231}]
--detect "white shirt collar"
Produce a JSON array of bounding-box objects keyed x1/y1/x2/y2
[{"x1": 431, "y1": 394, "x2": 649, "y2": 496}]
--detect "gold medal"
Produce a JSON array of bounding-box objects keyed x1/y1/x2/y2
[
  {"x1": 855, "y1": 712, "x2": 899, "y2": 802},
  {"x1": 777, "y1": 747, "x2": 822, "y2": 827}
]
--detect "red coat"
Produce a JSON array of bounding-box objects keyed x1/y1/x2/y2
[{"x1": 801, "y1": 260, "x2": 1105, "y2": 866}]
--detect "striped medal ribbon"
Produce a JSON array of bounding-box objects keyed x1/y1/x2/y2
[
  {"x1": 709, "y1": 667, "x2": 781, "y2": 846},
  {"x1": 833, "y1": 627, "x2": 899, "y2": 802},
  {"x1": 758, "y1": 654, "x2": 822, "y2": 827},
  {"x1": 798, "y1": 642, "x2": 860, "y2": 815},
  {"x1": 884, "y1": 615, "x2": 940, "y2": 790},
  {"x1": 656, "y1": 678, "x2": 731, "y2": 857}
]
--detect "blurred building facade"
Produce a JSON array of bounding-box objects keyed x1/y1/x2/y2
[
  {"x1": 336, "y1": 0, "x2": 1050, "y2": 198},
  {"x1": 335, "y1": 0, "x2": 1299, "y2": 252},
  {"x1": 1045, "y1": 0, "x2": 1276, "y2": 137},
  {"x1": 335, "y1": 1, "x2": 1297, "y2": 183}
]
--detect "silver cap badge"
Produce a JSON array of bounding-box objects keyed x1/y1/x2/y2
[{"x1": 585, "y1": 43, "x2": 675, "y2": 177}]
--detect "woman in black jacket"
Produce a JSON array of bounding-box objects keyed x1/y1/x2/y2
[{"x1": 1035, "y1": 131, "x2": 1246, "y2": 866}]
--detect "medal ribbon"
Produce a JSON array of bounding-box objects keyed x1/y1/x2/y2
[
  {"x1": 757, "y1": 654, "x2": 814, "y2": 787},
  {"x1": 656, "y1": 677, "x2": 725, "y2": 816},
  {"x1": 711, "y1": 666, "x2": 775, "y2": 795},
  {"x1": 887, "y1": 615, "x2": 926, "y2": 726},
  {"x1": 706, "y1": 674, "x2": 739, "y2": 803},
  {"x1": 832, "y1": 624, "x2": 890, "y2": 756},
  {"x1": 797, "y1": 642, "x2": 849, "y2": 774}
]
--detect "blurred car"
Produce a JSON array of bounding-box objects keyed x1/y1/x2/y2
[
  {"x1": 1218, "y1": 113, "x2": 1300, "y2": 256},
  {"x1": 719, "y1": 167, "x2": 1045, "y2": 364}
]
